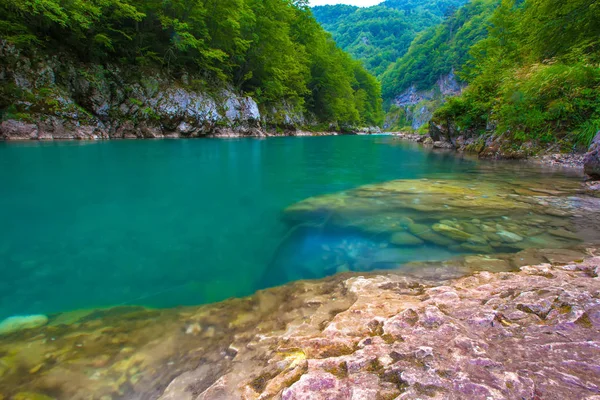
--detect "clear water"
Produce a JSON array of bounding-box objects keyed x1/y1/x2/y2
[{"x1": 0, "y1": 136, "x2": 586, "y2": 319}]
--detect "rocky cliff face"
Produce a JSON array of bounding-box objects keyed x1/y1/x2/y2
[
  {"x1": 0, "y1": 41, "x2": 308, "y2": 140},
  {"x1": 385, "y1": 72, "x2": 464, "y2": 131}
]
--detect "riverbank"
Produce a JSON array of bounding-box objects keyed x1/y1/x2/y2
[
  {"x1": 0, "y1": 119, "x2": 362, "y2": 140},
  {"x1": 388, "y1": 131, "x2": 600, "y2": 177},
  {"x1": 0, "y1": 246, "x2": 598, "y2": 399}
]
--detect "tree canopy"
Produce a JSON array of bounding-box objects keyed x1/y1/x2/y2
[
  {"x1": 0, "y1": 0, "x2": 382, "y2": 127},
  {"x1": 312, "y1": 0, "x2": 469, "y2": 77},
  {"x1": 381, "y1": 0, "x2": 498, "y2": 100}
]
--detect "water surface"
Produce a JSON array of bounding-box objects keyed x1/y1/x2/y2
[{"x1": 0, "y1": 136, "x2": 592, "y2": 319}]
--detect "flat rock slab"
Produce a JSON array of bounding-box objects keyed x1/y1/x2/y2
[{"x1": 1, "y1": 252, "x2": 599, "y2": 399}]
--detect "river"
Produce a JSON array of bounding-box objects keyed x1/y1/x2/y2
[{"x1": 0, "y1": 136, "x2": 596, "y2": 319}]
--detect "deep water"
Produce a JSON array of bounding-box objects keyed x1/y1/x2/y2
[{"x1": 0, "y1": 136, "x2": 587, "y2": 319}]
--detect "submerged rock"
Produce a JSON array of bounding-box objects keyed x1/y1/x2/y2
[
  {"x1": 496, "y1": 230, "x2": 523, "y2": 243},
  {"x1": 408, "y1": 223, "x2": 457, "y2": 247},
  {"x1": 432, "y1": 223, "x2": 473, "y2": 241},
  {"x1": 283, "y1": 177, "x2": 587, "y2": 258},
  {"x1": 389, "y1": 232, "x2": 424, "y2": 246},
  {"x1": 0, "y1": 315, "x2": 48, "y2": 335}
]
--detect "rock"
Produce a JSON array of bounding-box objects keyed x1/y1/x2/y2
[
  {"x1": 433, "y1": 140, "x2": 454, "y2": 149},
  {"x1": 423, "y1": 137, "x2": 433, "y2": 145},
  {"x1": 355, "y1": 126, "x2": 382, "y2": 135},
  {"x1": 0, "y1": 44, "x2": 325, "y2": 139},
  {"x1": 510, "y1": 249, "x2": 547, "y2": 267},
  {"x1": 343, "y1": 214, "x2": 413, "y2": 234},
  {"x1": 496, "y1": 230, "x2": 523, "y2": 243},
  {"x1": 336, "y1": 264, "x2": 351, "y2": 274},
  {"x1": 12, "y1": 393, "x2": 55, "y2": 400},
  {"x1": 384, "y1": 72, "x2": 463, "y2": 131},
  {"x1": 389, "y1": 232, "x2": 424, "y2": 246},
  {"x1": 2, "y1": 255, "x2": 600, "y2": 399},
  {"x1": 584, "y1": 131, "x2": 600, "y2": 179},
  {"x1": 0, "y1": 120, "x2": 38, "y2": 140},
  {"x1": 464, "y1": 255, "x2": 511, "y2": 271},
  {"x1": 432, "y1": 223, "x2": 472, "y2": 242},
  {"x1": 541, "y1": 249, "x2": 586, "y2": 264},
  {"x1": 0, "y1": 315, "x2": 48, "y2": 335},
  {"x1": 408, "y1": 223, "x2": 457, "y2": 247},
  {"x1": 459, "y1": 242, "x2": 495, "y2": 254},
  {"x1": 548, "y1": 228, "x2": 580, "y2": 241}
]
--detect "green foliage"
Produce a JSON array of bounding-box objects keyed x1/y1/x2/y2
[
  {"x1": 0, "y1": 0, "x2": 382, "y2": 127},
  {"x1": 433, "y1": 0, "x2": 600, "y2": 147},
  {"x1": 381, "y1": 0, "x2": 498, "y2": 100},
  {"x1": 312, "y1": 0, "x2": 469, "y2": 77}
]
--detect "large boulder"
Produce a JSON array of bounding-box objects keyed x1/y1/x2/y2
[{"x1": 584, "y1": 131, "x2": 600, "y2": 179}]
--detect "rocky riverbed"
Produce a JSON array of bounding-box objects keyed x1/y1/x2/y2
[
  {"x1": 0, "y1": 247, "x2": 598, "y2": 399},
  {"x1": 390, "y1": 130, "x2": 600, "y2": 183},
  {"x1": 283, "y1": 177, "x2": 597, "y2": 257}
]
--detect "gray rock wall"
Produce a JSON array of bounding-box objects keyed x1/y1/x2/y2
[
  {"x1": 385, "y1": 71, "x2": 464, "y2": 131},
  {"x1": 0, "y1": 41, "x2": 306, "y2": 140}
]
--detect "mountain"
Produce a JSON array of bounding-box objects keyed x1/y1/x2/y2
[
  {"x1": 382, "y1": 0, "x2": 497, "y2": 100},
  {"x1": 312, "y1": 0, "x2": 470, "y2": 77},
  {"x1": 382, "y1": 0, "x2": 498, "y2": 130}
]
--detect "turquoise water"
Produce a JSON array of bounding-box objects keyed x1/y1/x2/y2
[{"x1": 0, "y1": 136, "x2": 581, "y2": 319}]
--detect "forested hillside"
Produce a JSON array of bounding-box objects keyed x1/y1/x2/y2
[
  {"x1": 433, "y1": 0, "x2": 600, "y2": 149},
  {"x1": 312, "y1": 0, "x2": 469, "y2": 77},
  {"x1": 381, "y1": 0, "x2": 497, "y2": 100},
  {"x1": 0, "y1": 0, "x2": 382, "y2": 132},
  {"x1": 381, "y1": 0, "x2": 497, "y2": 130}
]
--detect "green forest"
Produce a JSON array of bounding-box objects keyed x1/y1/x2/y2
[
  {"x1": 380, "y1": 0, "x2": 497, "y2": 101},
  {"x1": 312, "y1": 0, "x2": 469, "y2": 77},
  {"x1": 1, "y1": 0, "x2": 598, "y2": 144},
  {"x1": 315, "y1": 0, "x2": 599, "y2": 148},
  {"x1": 0, "y1": 0, "x2": 382, "y2": 128},
  {"x1": 433, "y1": 0, "x2": 600, "y2": 147}
]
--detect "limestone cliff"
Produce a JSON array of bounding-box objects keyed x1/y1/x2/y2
[
  {"x1": 0, "y1": 41, "x2": 309, "y2": 140},
  {"x1": 384, "y1": 72, "x2": 464, "y2": 131}
]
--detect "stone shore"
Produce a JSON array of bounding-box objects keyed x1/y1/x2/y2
[{"x1": 1, "y1": 248, "x2": 599, "y2": 399}]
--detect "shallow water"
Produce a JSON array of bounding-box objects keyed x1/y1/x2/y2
[{"x1": 0, "y1": 136, "x2": 596, "y2": 319}]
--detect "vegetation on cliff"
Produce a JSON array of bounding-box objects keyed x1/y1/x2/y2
[
  {"x1": 0, "y1": 0, "x2": 382, "y2": 128},
  {"x1": 433, "y1": 0, "x2": 600, "y2": 148},
  {"x1": 312, "y1": 0, "x2": 469, "y2": 77},
  {"x1": 381, "y1": 0, "x2": 497, "y2": 101}
]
